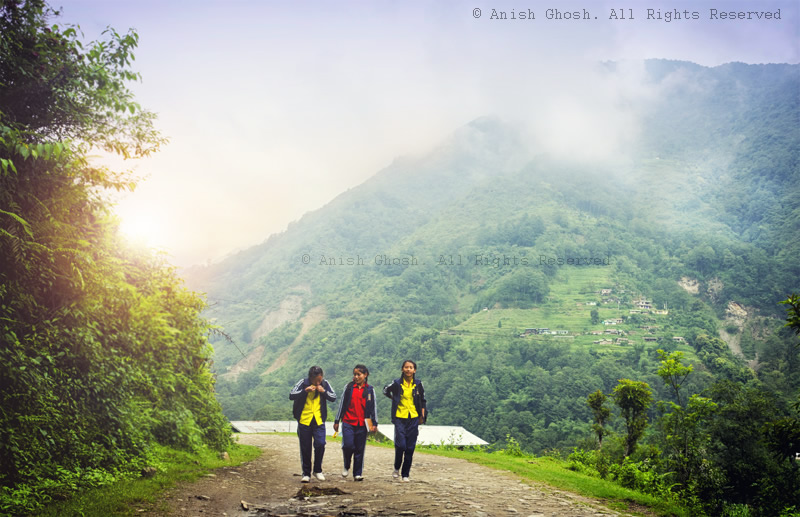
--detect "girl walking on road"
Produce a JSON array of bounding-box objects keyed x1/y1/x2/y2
[
  {"x1": 383, "y1": 359, "x2": 427, "y2": 482},
  {"x1": 289, "y1": 366, "x2": 337, "y2": 483},
  {"x1": 333, "y1": 364, "x2": 378, "y2": 481}
]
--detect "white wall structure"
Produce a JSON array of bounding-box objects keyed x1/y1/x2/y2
[{"x1": 230, "y1": 421, "x2": 488, "y2": 446}]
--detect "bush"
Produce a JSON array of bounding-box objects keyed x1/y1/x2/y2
[
  {"x1": 567, "y1": 448, "x2": 610, "y2": 479},
  {"x1": 502, "y1": 434, "x2": 525, "y2": 457},
  {"x1": 608, "y1": 458, "x2": 676, "y2": 499}
]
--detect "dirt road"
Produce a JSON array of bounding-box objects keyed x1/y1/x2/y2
[{"x1": 160, "y1": 434, "x2": 633, "y2": 516}]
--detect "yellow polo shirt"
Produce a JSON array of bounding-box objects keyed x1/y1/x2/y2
[
  {"x1": 395, "y1": 379, "x2": 418, "y2": 419},
  {"x1": 300, "y1": 389, "x2": 323, "y2": 425}
]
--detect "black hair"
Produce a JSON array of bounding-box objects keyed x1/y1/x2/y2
[
  {"x1": 353, "y1": 364, "x2": 369, "y2": 378},
  {"x1": 307, "y1": 365, "x2": 324, "y2": 380}
]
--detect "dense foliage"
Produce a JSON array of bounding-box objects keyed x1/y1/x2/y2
[{"x1": 0, "y1": 1, "x2": 230, "y2": 513}]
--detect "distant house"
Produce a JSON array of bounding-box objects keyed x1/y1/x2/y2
[
  {"x1": 672, "y1": 336, "x2": 685, "y2": 342},
  {"x1": 644, "y1": 336, "x2": 658, "y2": 342},
  {"x1": 653, "y1": 309, "x2": 669, "y2": 315},
  {"x1": 520, "y1": 328, "x2": 552, "y2": 336},
  {"x1": 602, "y1": 318, "x2": 624, "y2": 325},
  {"x1": 586, "y1": 301, "x2": 597, "y2": 306},
  {"x1": 634, "y1": 298, "x2": 653, "y2": 310},
  {"x1": 554, "y1": 329, "x2": 569, "y2": 335},
  {"x1": 600, "y1": 288, "x2": 612, "y2": 295},
  {"x1": 593, "y1": 339, "x2": 614, "y2": 345}
]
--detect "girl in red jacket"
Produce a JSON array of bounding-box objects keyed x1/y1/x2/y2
[{"x1": 333, "y1": 364, "x2": 378, "y2": 481}]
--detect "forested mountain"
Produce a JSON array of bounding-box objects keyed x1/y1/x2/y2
[{"x1": 186, "y1": 60, "x2": 800, "y2": 514}]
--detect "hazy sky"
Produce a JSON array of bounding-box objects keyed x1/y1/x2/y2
[{"x1": 54, "y1": 1, "x2": 798, "y2": 266}]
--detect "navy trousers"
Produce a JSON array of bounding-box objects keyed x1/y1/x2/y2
[
  {"x1": 393, "y1": 417, "x2": 419, "y2": 478},
  {"x1": 341, "y1": 422, "x2": 368, "y2": 476},
  {"x1": 297, "y1": 420, "x2": 326, "y2": 476}
]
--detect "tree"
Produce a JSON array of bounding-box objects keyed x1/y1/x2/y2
[
  {"x1": 707, "y1": 381, "x2": 799, "y2": 514},
  {"x1": 656, "y1": 350, "x2": 717, "y2": 489},
  {"x1": 779, "y1": 293, "x2": 800, "y2": 347},
  {"x1": 612, "y1": 379, "x2": 652, "y2": 457},
  {"x1": 587, "y1": 389, "x2": 611, "y2": 449},
  {"x1": 590, "y1": 308, "x2": 600, "y2": 325},
  {"x1": 657, "y1": 349, "x2": 692, "y2": 407},
  {"x1": 0, "y1": 2, "x2": 227, "y2": 512}
]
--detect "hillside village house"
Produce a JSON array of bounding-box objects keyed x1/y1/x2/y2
[{"x1": 520, "y1": 328, "x2": 569, "y2": 336}]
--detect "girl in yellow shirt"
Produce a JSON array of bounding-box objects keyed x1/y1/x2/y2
[
  {"x1": 290, "y1": 366, "x2": 337, "y2": 482},
  {"x1": 382, "y1": 360, "x2": 427, "y2": 482}
]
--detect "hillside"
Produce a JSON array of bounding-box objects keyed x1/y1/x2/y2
[{"x1": 184, "y1": 59, "x2": 800, "y2": 512}]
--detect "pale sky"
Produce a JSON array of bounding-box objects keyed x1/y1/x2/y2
[{"x1": 53, "y1": 1, "x2": 799, "y2": 266}]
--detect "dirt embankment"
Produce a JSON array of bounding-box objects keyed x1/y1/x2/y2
[
  {"x1": 154, "y1": 434, "x2": 636, "y2": 517},
  {"x1": 223, "y1": 288, "x2": 327, "y2": 380},
  {"x1": 263, "y1": 305, "x2": 327, "y2": 375}
]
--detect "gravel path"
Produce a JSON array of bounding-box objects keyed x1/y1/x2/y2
[{"x1": 159, "y1": 434, "x2": 635, "y2": 517}]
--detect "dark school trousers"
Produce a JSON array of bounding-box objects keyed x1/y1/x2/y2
[
  {"x1": 393, "y1": 416, "x2": 419, "y2": 478},
  {"x1": 297, "y1": 420, "x2": 326, "y2": 476},
  {"x1": 341, "y1": 422, "x2": 368, "y2": 476}
]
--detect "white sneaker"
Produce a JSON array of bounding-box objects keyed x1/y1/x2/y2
[
  {"x1": 392, "y1": 469, "x2": 400, "y2": 478},
  {"x1": 354, "y1": 475, "x2": 364, "y2": 481},
  {"x1": 301, "y1": 475, "x2": 310, "y2": 483},
  {"x1": 402, "y1": 477, "x2": 410, "y2": 482},
  {"x1": 341, "y1": 468, "x2": 349, "y2": 478},
  {"x1": 314, "y1": 472, "x2": 326, "y2": 481}
]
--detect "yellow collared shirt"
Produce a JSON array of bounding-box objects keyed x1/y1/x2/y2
[
  {"x1": 395, "y1": 379, "x2": 418, "y2": 419},
  {"x1": 299, "y1": 389, "x2": 323, "y2": 426}
]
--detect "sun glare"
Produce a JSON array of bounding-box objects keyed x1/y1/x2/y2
[{"x1": 118, "y1": 212, "x2": 168, "y2": 251}]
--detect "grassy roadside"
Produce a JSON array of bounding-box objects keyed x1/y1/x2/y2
[
  {"x1": 34, "y1": 433, "x2": 685, "y2": 516},
  {"x1": 414, "y1": 445, "x2": 689, "y2": 517},
  {"x1": 36, "y1": 442, "x2": 262, "y2": 517},
  {"x1": 361, "y1": 433, "x2": 686, "y2": 516}
]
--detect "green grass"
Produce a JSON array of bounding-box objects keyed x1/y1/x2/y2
[
  {"x1": 450, "y1": 265, "x2": 702, "y2": 362},
  {"x1": 454, "y1": 266, "x2": 620, "y2": 336},
  {"x1": 416, "y1": 446, "x2": 689, "y2": 517},
  {"x1": 37, "y1": 442, "x2": 262, "y2": 517}
]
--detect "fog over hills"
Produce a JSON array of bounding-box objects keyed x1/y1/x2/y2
[{"x1": 184, "y1": 60, "x2": 798, "y2": 458}]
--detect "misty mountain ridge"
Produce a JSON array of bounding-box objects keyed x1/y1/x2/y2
[{"x1": 184, "y1": 59, "x2": 798, "y2": 454}]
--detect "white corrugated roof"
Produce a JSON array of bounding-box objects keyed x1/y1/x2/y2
[
  {"x1": 230, "y1": 421, "x2": 335, "y2": 435},
  {"x1": 230, "y1": 421, "x2": 488, "y2": 446},
  {"x1": 378, "y1": 424, "x2": 489, "y2": 446}
]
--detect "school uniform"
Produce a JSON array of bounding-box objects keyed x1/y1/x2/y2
[
  {"x1": 289, "y1": 378, "x2": 337, "y2": 476},
  {"x1": 334, "y1": 381, "x2": 378, "y2": 478},
  {"x1": 383, "y1": 377, "x2": 427, "y2": 478}
]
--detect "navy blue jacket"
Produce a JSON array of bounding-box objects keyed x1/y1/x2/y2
[
  {"x1": 383, "y1": 377, "x2": 427, "y2": 424},
  {"x1": 289, "y1": 378, "x2": 337, "y2": 422},
  {"x1": 335, "y1": 382, "x2": 379, "y2": 426}
]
